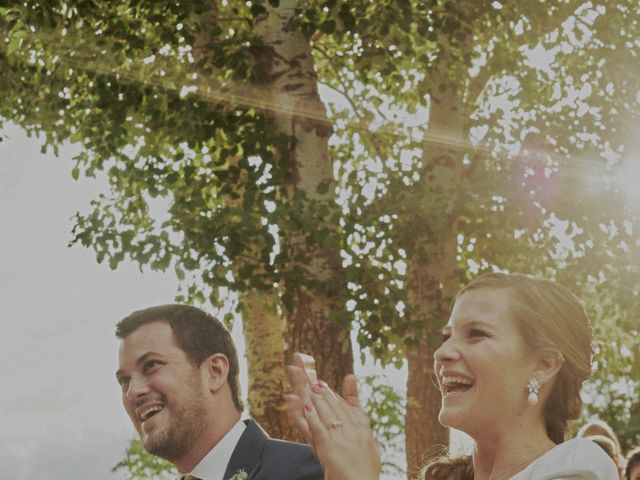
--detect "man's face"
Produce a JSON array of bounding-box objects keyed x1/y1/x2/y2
[{"x1": 116, "y1": 320, "x2": 209, "y2": 462}]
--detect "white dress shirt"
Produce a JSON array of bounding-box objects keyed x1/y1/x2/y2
[{"x1": 188, "y1": 419, "x2": 247, "y2": 480}]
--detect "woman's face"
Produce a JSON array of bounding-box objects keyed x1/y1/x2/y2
[{"x1": 434, "y1": 287, "x2": 538, "y2": 438}]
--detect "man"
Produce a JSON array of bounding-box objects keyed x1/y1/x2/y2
[{"x1": 115, "y1": 304, "x2": 323, "y2": 480}]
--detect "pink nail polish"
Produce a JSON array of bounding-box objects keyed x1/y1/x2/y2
[{"x1": 311, "y1": 384, "x2": 323, "y2": 394}]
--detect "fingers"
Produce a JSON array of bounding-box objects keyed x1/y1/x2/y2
[
  {"x1": 290, "y1": 352, "x2": 306, "y2": 372},
  {"x1": 284, "y1": 393, "x2": 313, "y2": 445},
  {"x1": 292, "y1": 352, "x2": 318, "y2": 384},
  {"x1": 310, "y1": 382, "x2": 344, "y2": 429},
  {"x1": 306, "y1": 381, "x2": 382, "y2": 480},
  {"x1": 285, "y1": 353, "x2": 317, "y2": 446},
  {"x1": 340, "y1": 374, "x2": 370, "y2": 428},
  {"x1": 287, "y1": 354, "x2": 368, "y2": 445},
  {"x1": 287, "y1": 352, "x2": 317, "y2": 405},
  {"x1": 341, "y1": 374, "x2": 360, "y2": 407},
  {"x1": 286, "y1": 364, "x2": 311, "y2": 401},
  {"x1": 303, "y1": 400, "x2": 331, "y2": 448}
]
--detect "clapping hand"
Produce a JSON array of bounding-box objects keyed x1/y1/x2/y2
[{"x1": 285, "y1": 353, "x2": 381, "y2": 480}]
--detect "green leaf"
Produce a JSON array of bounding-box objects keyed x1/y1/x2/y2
[
  {"x1": 320, "y1": 20, "x2": 336, "y2": 34},
  {"x1": 316, "y1": 181, "x2": 329, "y2": 195}
]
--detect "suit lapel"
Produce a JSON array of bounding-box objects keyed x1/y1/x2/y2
[{"x1": 223, "y1": 419, "x2": 268, "y2": 480}]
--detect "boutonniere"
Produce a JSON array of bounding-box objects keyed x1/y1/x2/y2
[{"x1": 229, "y1": 469, "x2": 248, "y2": 480}]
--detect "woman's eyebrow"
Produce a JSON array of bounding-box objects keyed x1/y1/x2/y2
[
  {"x1": 448, "y1": 319, "x2": 494, "y2": 330},
  {"x1": 463, "y1": 320, "x2": 495, "y2": 331}
]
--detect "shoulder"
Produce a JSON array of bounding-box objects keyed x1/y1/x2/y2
[
  {"x1": 257, "y1": 438, "x2": 323, "y2": 480},
  {"x1": 515, "y1": 438, "x2": 619, "y2": 480}
]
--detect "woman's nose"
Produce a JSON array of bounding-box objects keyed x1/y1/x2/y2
[{"x1": 434, "y1": 337, "x2": 460, "y2": 364}]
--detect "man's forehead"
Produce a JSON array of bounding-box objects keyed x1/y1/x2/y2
[
  {"x1": 123, "y1": 319, "x2": 174, "y2": 342},
  {"x1": 118, "y1": 321, "x2": 177, "y2": 361}
]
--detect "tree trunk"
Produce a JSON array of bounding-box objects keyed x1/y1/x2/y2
[
  {"x1": 286, "y1": 285, "x2": 353, "y2": 391},
  {"x1": 240, "y1": 290, "x2": 298, "y2": 440},
  {"x1": 253, "y1": 0, "x2": 353, "y2": 391},
  {"x1": 404, "y1": 39, "x2": 467, "y2": 476},
  {"x1": 406, "y1": 341, "x2": 449, "y2": 478},
  {"x1": 405, "y1": 252, "x2": 457, "y2": 477}
]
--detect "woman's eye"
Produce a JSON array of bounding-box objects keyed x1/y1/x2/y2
[
  {"x1": 469, "y1": 329, "x2": 487, "y2": 338},
  {"x1": 440, "y1": 333, "x2": 451, "y2": 343}
]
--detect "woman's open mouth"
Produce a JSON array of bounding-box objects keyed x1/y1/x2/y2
[{"x1": 441, "y1": 376, "x2": 474, "y2": 397}]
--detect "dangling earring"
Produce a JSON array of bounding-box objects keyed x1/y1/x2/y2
[{"x1": 527, "y1": 377, "x2": 542, "y2": 406}]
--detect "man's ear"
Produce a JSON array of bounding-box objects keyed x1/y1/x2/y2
[
  {"x1": 532, "y1": 349, "x2": 565, "y2": 385},
  {"x1": 201, "y1": 353, "x2": 230, "y2": 393}
]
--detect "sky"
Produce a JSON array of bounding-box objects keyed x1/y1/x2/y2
[
  {"x1": 1, "y1": 122, "x2": 197, "y2": 479},
  {"x1": 0, "y1": 121, "x2": 419, "y2": 478}
]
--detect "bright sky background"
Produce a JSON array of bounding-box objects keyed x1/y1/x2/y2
[
  {"x1": 0, "y1": 121, "x2": 238, "y2": 479},
  {"x1": 0, "y1": 120, "x2": 416, "y2": 478}
]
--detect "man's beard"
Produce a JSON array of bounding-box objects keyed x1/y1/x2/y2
[{"x1": 142, "y1": 379, "x2": 209, "y2": 461}]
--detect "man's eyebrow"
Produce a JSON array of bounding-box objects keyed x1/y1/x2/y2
[{"x1": 115, "y1": 352, "x2": 162, "y2": 379}]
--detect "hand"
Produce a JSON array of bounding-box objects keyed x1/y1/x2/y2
[
  {"x1": 285, "y1": 353, "x2": 317, "y2": 444},
  {"x1": 285, "y1": 353, "x2": 381, "y2": 480}
]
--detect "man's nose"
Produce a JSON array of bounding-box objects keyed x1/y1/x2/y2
[{"x1": 125, "y1": 374, "x2": 150, "y2": 400}]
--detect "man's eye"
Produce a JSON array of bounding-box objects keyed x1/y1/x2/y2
[
  {"x1": 144, "y1": 360, "x2": 162, "y2": 372},
  {"x1": 118, "y1": 377, "x2": 130, "y2": 388},
  {"x1": 440, "y1": 333, "x2": 451, "y2": 343}
]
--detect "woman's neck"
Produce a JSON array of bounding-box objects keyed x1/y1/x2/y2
[{"x1": 471, "y1": 421, "x2": 556, "y2": 480}]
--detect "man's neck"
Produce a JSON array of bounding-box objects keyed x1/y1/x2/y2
[{"x1": 173, "y1": 411, "x2": 242, "y2": 473}]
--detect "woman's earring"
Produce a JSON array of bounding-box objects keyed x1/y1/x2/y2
[{"x1": 527, "y1": 377, "x2": 542, "y2": 406}]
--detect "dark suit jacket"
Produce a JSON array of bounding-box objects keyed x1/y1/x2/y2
[{"x1": 223, "y1": 419, "x2": 323, "y2": 480}]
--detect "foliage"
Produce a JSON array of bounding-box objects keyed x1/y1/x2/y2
[
  {"x1": 305, "y1": 0, "x2": 640, "y2": 362},
  {"x1": 580, "y1": 378, "x2": 640, "y2": 454},
  {"x1": 361, "y1": 374, "x2": 407, "y2": 477},
  {"x1": 2, "y1": 0, "x2": 640, "y2": 475},
  {"x1": 112, "y1": 439, "x2": 175, "y2": 479},
  {"x1": 0, "y1": 0, "x2": 309, "y2": 305},
  {"x1": 2, "y1": 0, "x2": 638, "y2": 360}
]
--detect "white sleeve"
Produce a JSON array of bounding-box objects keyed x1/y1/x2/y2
[
  {"x1": 545, "y1": 438, "x2": 619, "y2": 480},
  {"x1": 514, "y1": 438, "x2": 619, "y2": 480}
]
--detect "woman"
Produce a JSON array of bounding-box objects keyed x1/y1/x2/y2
[{"x1": 286, "y1": 272, "x2": 618, "y2": 479}]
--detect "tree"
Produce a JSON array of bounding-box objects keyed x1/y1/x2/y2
[
  {"x1": 2, "y1": 0, "x2": 639, "y2": 477},
  {"x1": 0, "y1": 0, "x2": 353, "y2": 441},
  {"x1": 294, "y1": 0, "x2": 640, "y2": 474},
  {"x1": 112, "y1": 439, "x2": 175, "y2": 480}
]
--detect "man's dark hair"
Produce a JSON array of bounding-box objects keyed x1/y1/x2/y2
[{"x1": 116, "y1": 304, "x2": 243, "y2": 411}]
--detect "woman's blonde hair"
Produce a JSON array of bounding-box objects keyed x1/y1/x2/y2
[{"x1": 420, "y1": 272, "x2": 594, "y2": 479}]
